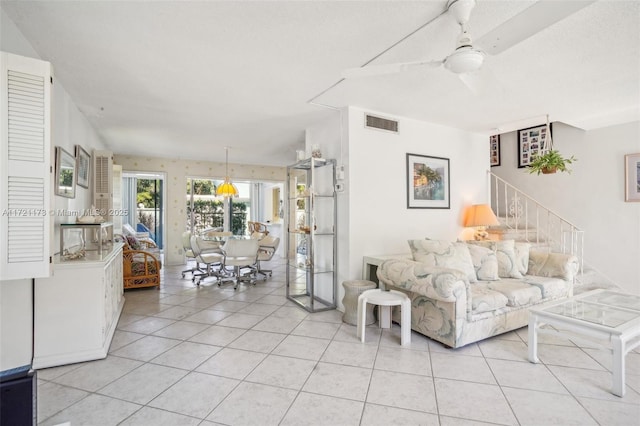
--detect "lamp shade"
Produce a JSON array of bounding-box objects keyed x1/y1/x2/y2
[
  {"x1": 216, "y1": 178, "x2": 239, "y2": 198},
  {"x1": 463, "y1": 204, "x2": 499, "y2": 227}
]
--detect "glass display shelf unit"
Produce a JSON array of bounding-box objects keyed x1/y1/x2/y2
[
  {"x1": 285, "y1": 157, "x2": 337, "y2": 312},
  {"x1": 59, "y1": 222, "x2": 114, "y2": 261}
]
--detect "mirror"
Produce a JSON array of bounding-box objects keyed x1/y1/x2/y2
[{"x1": 55, "y1": 146, "x2": 76, "y2": 198}]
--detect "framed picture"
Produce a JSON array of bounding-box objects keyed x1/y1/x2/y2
[
  {"x1": 490, "y1": 134, "x2": 500, "y2": 167},
  {"x1": 625, "y1": 153, "x2": 640, "y2": 202},
  {"x1": 518, "y1": 123, "x2": 552, "y2": 168},
  {"x1": 55, "y1": 146, "x2": 76, "y2": 198},
  {"x1": 406, "y1": 153, "x2": 450, "y2": 209},
  {"x1": 75, "y1": 145, "x2": 91, "y2": 188}
]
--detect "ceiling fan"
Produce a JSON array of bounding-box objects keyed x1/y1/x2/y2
[{"x1": 342, "y1": 0, "x2": 595, "y2": 81}]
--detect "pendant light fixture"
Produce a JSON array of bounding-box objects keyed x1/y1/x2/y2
[{"x1": 216, "y1": 147, "x2": 239, "y2": 198}]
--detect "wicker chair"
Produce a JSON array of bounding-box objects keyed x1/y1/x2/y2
[{"x1": 120, "y1": 234, "x2": 161, "y2": 290}]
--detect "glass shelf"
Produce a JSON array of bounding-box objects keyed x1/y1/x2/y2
[
  {"x1": 285, "y1": 157, "x2": 337, "y2": 312},
  {"x1": 59, "y1": 222, "x2": 113, "y2": 261}
]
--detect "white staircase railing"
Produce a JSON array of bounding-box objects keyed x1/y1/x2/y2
[{"x1": 489, "y1": 172, "x2": 584, "y2": 279}]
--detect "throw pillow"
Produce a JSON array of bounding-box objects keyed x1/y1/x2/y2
[
  {"x1": 126, "y1": 235, "x2": 142, "y2": 250},
  {"x1": 514, "y1": 242, "x2": 531, "y2": 275},
  {"x1": 528, "y1": 250, "x2": 576, "y2": 282},
  {"x1": 409, "y1": 239, "x2": 476, "y2": 282},
  {"x1": 467, "y1": 239, "x2": 522, "y2": 279},
  {"x1": 466, "y1": 244, "x2": 500, "y2": 281}
]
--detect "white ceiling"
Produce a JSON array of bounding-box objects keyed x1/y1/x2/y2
[{"x1": 2, "y1": 1, "x2": 639, "y2": 166}]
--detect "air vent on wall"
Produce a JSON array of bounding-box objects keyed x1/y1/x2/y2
[{"x1": 365, "y1": 114, "x2": 399, "y2": 133}]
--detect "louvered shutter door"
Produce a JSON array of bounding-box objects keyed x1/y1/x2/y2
[
  {"x1": 93, "y1": 150, "x2": 113, "y2": 222},
  {"x1": 0, "y1": 52, "x2": 52, "y2": 280}
]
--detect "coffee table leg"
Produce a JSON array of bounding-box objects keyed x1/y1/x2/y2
[
  {"x1": 612, "y1": 335, "x2": 625, "y2": 397},
  {"x1": 528, "y1": 314, "x2": 540, "y2": 363}
]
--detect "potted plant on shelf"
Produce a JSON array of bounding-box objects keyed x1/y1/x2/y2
[{"x1": 528, "y1": 149, "x2": 577, "y2": 175}]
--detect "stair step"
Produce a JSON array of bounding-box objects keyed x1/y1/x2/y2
[{"x1": 488, "y1": 227, "x2": 539, "y2": 241}]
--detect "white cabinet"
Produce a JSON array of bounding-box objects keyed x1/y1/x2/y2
[{"x1": 33, "y1": 244, "x2": 124, "y2": 369}]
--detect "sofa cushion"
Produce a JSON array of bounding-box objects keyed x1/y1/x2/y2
[
  {"x1": 409, "y1": 239, "x2": 476, "y2": 282},
  {"x1": 528, "y1": 251, "x2": 577, "y2": 282},
  {"x1": 468, "y1": 240, "x2": 522, "y2": 279},
  {"x1": 514, "y1": 242, "x2": 531, "y2": 275},
  {"x1": 470, "y1": 285, "x2": 509, "y2": 313},
  {"x1": 486, "y1": 280, "x2": 542, "y2": 307},
  {"x1": 466, "y1": 244, "x2": 500, "y2": 281},
  {"x1": 521, "y1": 275, "x2": 570, "y2": 299}
]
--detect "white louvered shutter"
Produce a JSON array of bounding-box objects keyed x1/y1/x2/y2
[
  {"x1": 0, "y1": 52, "x2": 52, "y2": 280},
  {"x1": 93, "y1": 150, "x2": 113, "y2": 222}
]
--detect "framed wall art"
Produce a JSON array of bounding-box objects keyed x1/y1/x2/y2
[
  {"x1": 75, "y1": 145, "x2": 91, "y2": 188},
  {"x1": 55, "y1": 146, "x2": 76, "y2": 198},
  {"x1": 406, "y1": 153, "x2": 450, "y2": 209},
  {"x1": 490, "y1": 134, "x2": 500, "y2": 167},
  {"x1": 625, "y1": 153, "x2": 640, "y2": 202},
  {"x1": 518, "y1": 123, "x2": 552, "y2": 168}
]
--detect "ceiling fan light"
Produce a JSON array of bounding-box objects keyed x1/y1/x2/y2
[{"x1": 444, "y1": 47, "x2": 484, "y2": 74}]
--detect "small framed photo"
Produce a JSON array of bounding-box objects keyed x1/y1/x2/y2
[
  {"x1": 406, "y1": 153, "x2": 450, "y2": 209},
  {"x1": 55, "y1": 146, "x2": 76, "y2": 198},
  {"x1": 518, "y1": 124, "x2": 552, "y2": 168},
  {"x1": 625, "y1": 153, "x2": 640, "y2": 202},
  {"x1": 75, "y1": 145, "x2": 91, "y2": 188},
  {"x1": 490, "y1": 134, "x2": 500, "y2": 167}
]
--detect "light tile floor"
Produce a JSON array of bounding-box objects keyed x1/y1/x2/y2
[{"x1": 37, "y1": 257, "x2": 640, "y2": 425}]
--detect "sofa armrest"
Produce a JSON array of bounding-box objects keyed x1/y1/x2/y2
[
  {"x1": 376, "y1": 259, "x2": 468, "y2": 303},
  {"x1": 528, "y1": 251, "x2": 579, "y2": 282}
]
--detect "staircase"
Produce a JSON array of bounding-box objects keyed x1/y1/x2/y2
[{"x1": 488, "y1": 172, "x2": 586, "y2": 284}]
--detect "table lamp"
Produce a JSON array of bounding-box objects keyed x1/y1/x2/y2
[{"x1": 463, "y1": 204, "x2": 499, "y2": 240}]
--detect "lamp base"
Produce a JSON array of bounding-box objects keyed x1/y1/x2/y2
[{"x1": 473, "y1": 227, "x2": 490, "y2": 240}]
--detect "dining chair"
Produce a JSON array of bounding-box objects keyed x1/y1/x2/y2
[
  {"x1": 255, "y1": 235, "x2": 280, "y2": 279},
  {"x1": 181, "y1": 231, "x2": 199, "y2": 278},
  {"x1": 190, "y1": 235, "x2": 225, "y2": 285},
  {"x1": 219, "y1": 238, "x2": 260, "y2": 290}
]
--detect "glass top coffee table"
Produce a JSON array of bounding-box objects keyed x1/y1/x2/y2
[{"x1": 528, "y1": 289, "x2": 640, "y2": 397}]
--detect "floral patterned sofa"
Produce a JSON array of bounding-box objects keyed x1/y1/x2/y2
[{"x1": 376, "y1": 239, "x2": 579, "y2": 348}]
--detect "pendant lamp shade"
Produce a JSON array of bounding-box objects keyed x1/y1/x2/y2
[
  {"x1": 216, "y1": 147, "x2": 239, "y2": 198},
  {"x1": 216, "y1": 179, "x2": 239, "y2": 198}
]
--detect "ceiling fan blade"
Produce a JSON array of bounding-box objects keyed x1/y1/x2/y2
[
  {"x1": 476, "y1": 0, "x2": 596, "y2": 55},
  {"x1": 342, "y1": 59, "x2": 442, "y2": 79}
]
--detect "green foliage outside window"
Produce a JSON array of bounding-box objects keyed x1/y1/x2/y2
[
  {"x1": 137, "y1": 179, "x2": 161, "y2": 207},
  {"x1": 187, "y1": 199, "x2": 247, "y2": 235}
]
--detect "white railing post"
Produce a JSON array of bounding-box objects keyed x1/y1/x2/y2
[{"x1": 503, "y1": 183, "x2": 508, "y2": 227}]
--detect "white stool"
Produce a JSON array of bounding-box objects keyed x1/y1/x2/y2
[{"x1": 357, "y1": 289, "x2": 411, "y2": 346}]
